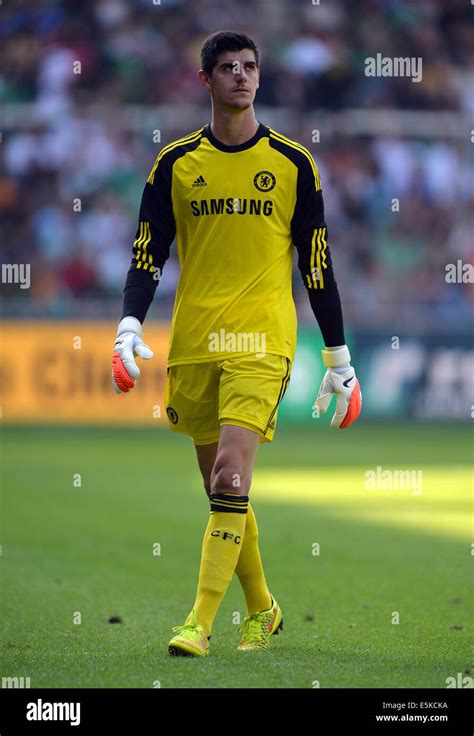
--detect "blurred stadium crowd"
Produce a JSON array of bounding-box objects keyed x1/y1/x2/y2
[{"x1": 1, "y1": 0, "x2": 473, "y2": 329}]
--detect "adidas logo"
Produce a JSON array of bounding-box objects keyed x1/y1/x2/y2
[{"x1": 192, "y1": 175, "x2": 207, "y2": 187}]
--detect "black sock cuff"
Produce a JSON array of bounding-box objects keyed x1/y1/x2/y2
[{"x1": 209, "y1": 493, "x2": 249, "y2": 514}]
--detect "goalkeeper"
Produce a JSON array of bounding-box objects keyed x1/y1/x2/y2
[{"x1": 112, "y1": 31, "x2": 361, "y2": 657}]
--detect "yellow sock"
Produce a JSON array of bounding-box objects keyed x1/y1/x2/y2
[
  {"x1": 235, "y1": 502, "x2": 272, "y2": 613},
  {"x1": 185, "y1": 493, "x2": 248, "y2": 637}
]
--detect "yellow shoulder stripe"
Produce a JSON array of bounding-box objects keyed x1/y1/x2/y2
[
  {"x1": 269, "y1": 128, "x2": 321, "y2": 191},
  {"x1": 147, "y1": 127, "x2": 205, "y2": 185}
]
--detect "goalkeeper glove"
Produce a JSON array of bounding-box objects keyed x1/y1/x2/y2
[
  {"x1": 112, "y1": 316, "x2": 153, "y2": 394},
  {"x1": 314, "y1": 345, "x2": 362, "y2": 428}
]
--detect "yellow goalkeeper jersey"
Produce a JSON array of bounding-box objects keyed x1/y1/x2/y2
[{"x1": 126, "y1": 121, "x2": 329, "y2": 367}]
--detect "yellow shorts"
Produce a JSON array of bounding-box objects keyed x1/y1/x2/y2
[{"x1": 164, "y1": 354, "x2": 291, "y2": 445}]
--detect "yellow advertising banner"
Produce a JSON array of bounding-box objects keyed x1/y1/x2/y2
[{"x1": 1, "y1": 322, "x2": 170, "y2": 425}]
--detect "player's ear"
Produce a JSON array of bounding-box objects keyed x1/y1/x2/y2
[{"x1": 198, "y1": 69, "x2": 212, "y2": 91}]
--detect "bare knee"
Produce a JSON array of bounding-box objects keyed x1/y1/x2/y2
[{"x1": 210, "y1": 455, "x2": 251, "y2": 496}]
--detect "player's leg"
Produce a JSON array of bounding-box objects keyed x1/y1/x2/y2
[
  {"x1": 210, "y1": 423, "x2": 259, "y2": 496},
  {"x1": 183, "y1": 425, "x2": 259, "y2": 640},
  {"x1": 193, "y1": 441, "x2": 218, "y2": 497},
  {"x1": 215, "y1": 354, "x2": 290, "y2": 648},
  {"x1": 166, "y1": 367, "x2": 263, "y2": 651},
  {"x1": 166, "y1": 357, "x2": 288, "y2": 653},
  {"x1": 165, "y1": 363, "x2": 221, "y2": 655},
  {"x1": 194, "y1": 440, "x2": 272, "y2": 612}
]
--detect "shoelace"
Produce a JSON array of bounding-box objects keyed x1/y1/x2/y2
[
  {"x1": 171, "y1": 622, "x2": 202, "y2": 636},
  {"x1": 238, "y1": 612, "x2": 267, "y2": 643}
]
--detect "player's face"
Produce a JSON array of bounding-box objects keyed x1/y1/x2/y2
[{"x1": 208, "y1": 50, "x2": 259, "y2": 110}]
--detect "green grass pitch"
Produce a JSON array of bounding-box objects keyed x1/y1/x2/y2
[{"x1": 1, "y1": 423, "x2": 472, "y2": 688}]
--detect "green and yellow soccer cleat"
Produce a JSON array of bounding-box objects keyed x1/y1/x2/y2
[
  {"x1": 167, "y1": 609, "x2": 210, "y2": 657},
  {"x1": 237, "y1": 595, "x2": 283, "y2": 651}
]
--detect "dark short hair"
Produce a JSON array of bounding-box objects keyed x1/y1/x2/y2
[{"x1": 200, "y1": 31, "x2": 260, "y2": 76}]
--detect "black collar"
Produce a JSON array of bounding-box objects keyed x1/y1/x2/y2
[{"x1": 203, "y1": 121, "x2": 267, "y2": 152}]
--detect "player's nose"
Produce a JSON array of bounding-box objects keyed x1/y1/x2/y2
[{"x1": 235, "y1": 63, "x2": 248, "y2": 81}]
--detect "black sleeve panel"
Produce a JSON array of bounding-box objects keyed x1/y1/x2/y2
[
  {"x1": 291, "y1": 154, "x2": 345, "y2": 347},
  {"x1": 307, "y1": 282, "x2": 345, "y2": 348},
  {"x1": 121, "y1": 150, "x2": 176, "y2": 322},
  {"x1": 121, "y1": 284, "x2": 155, "y2": 324}
]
